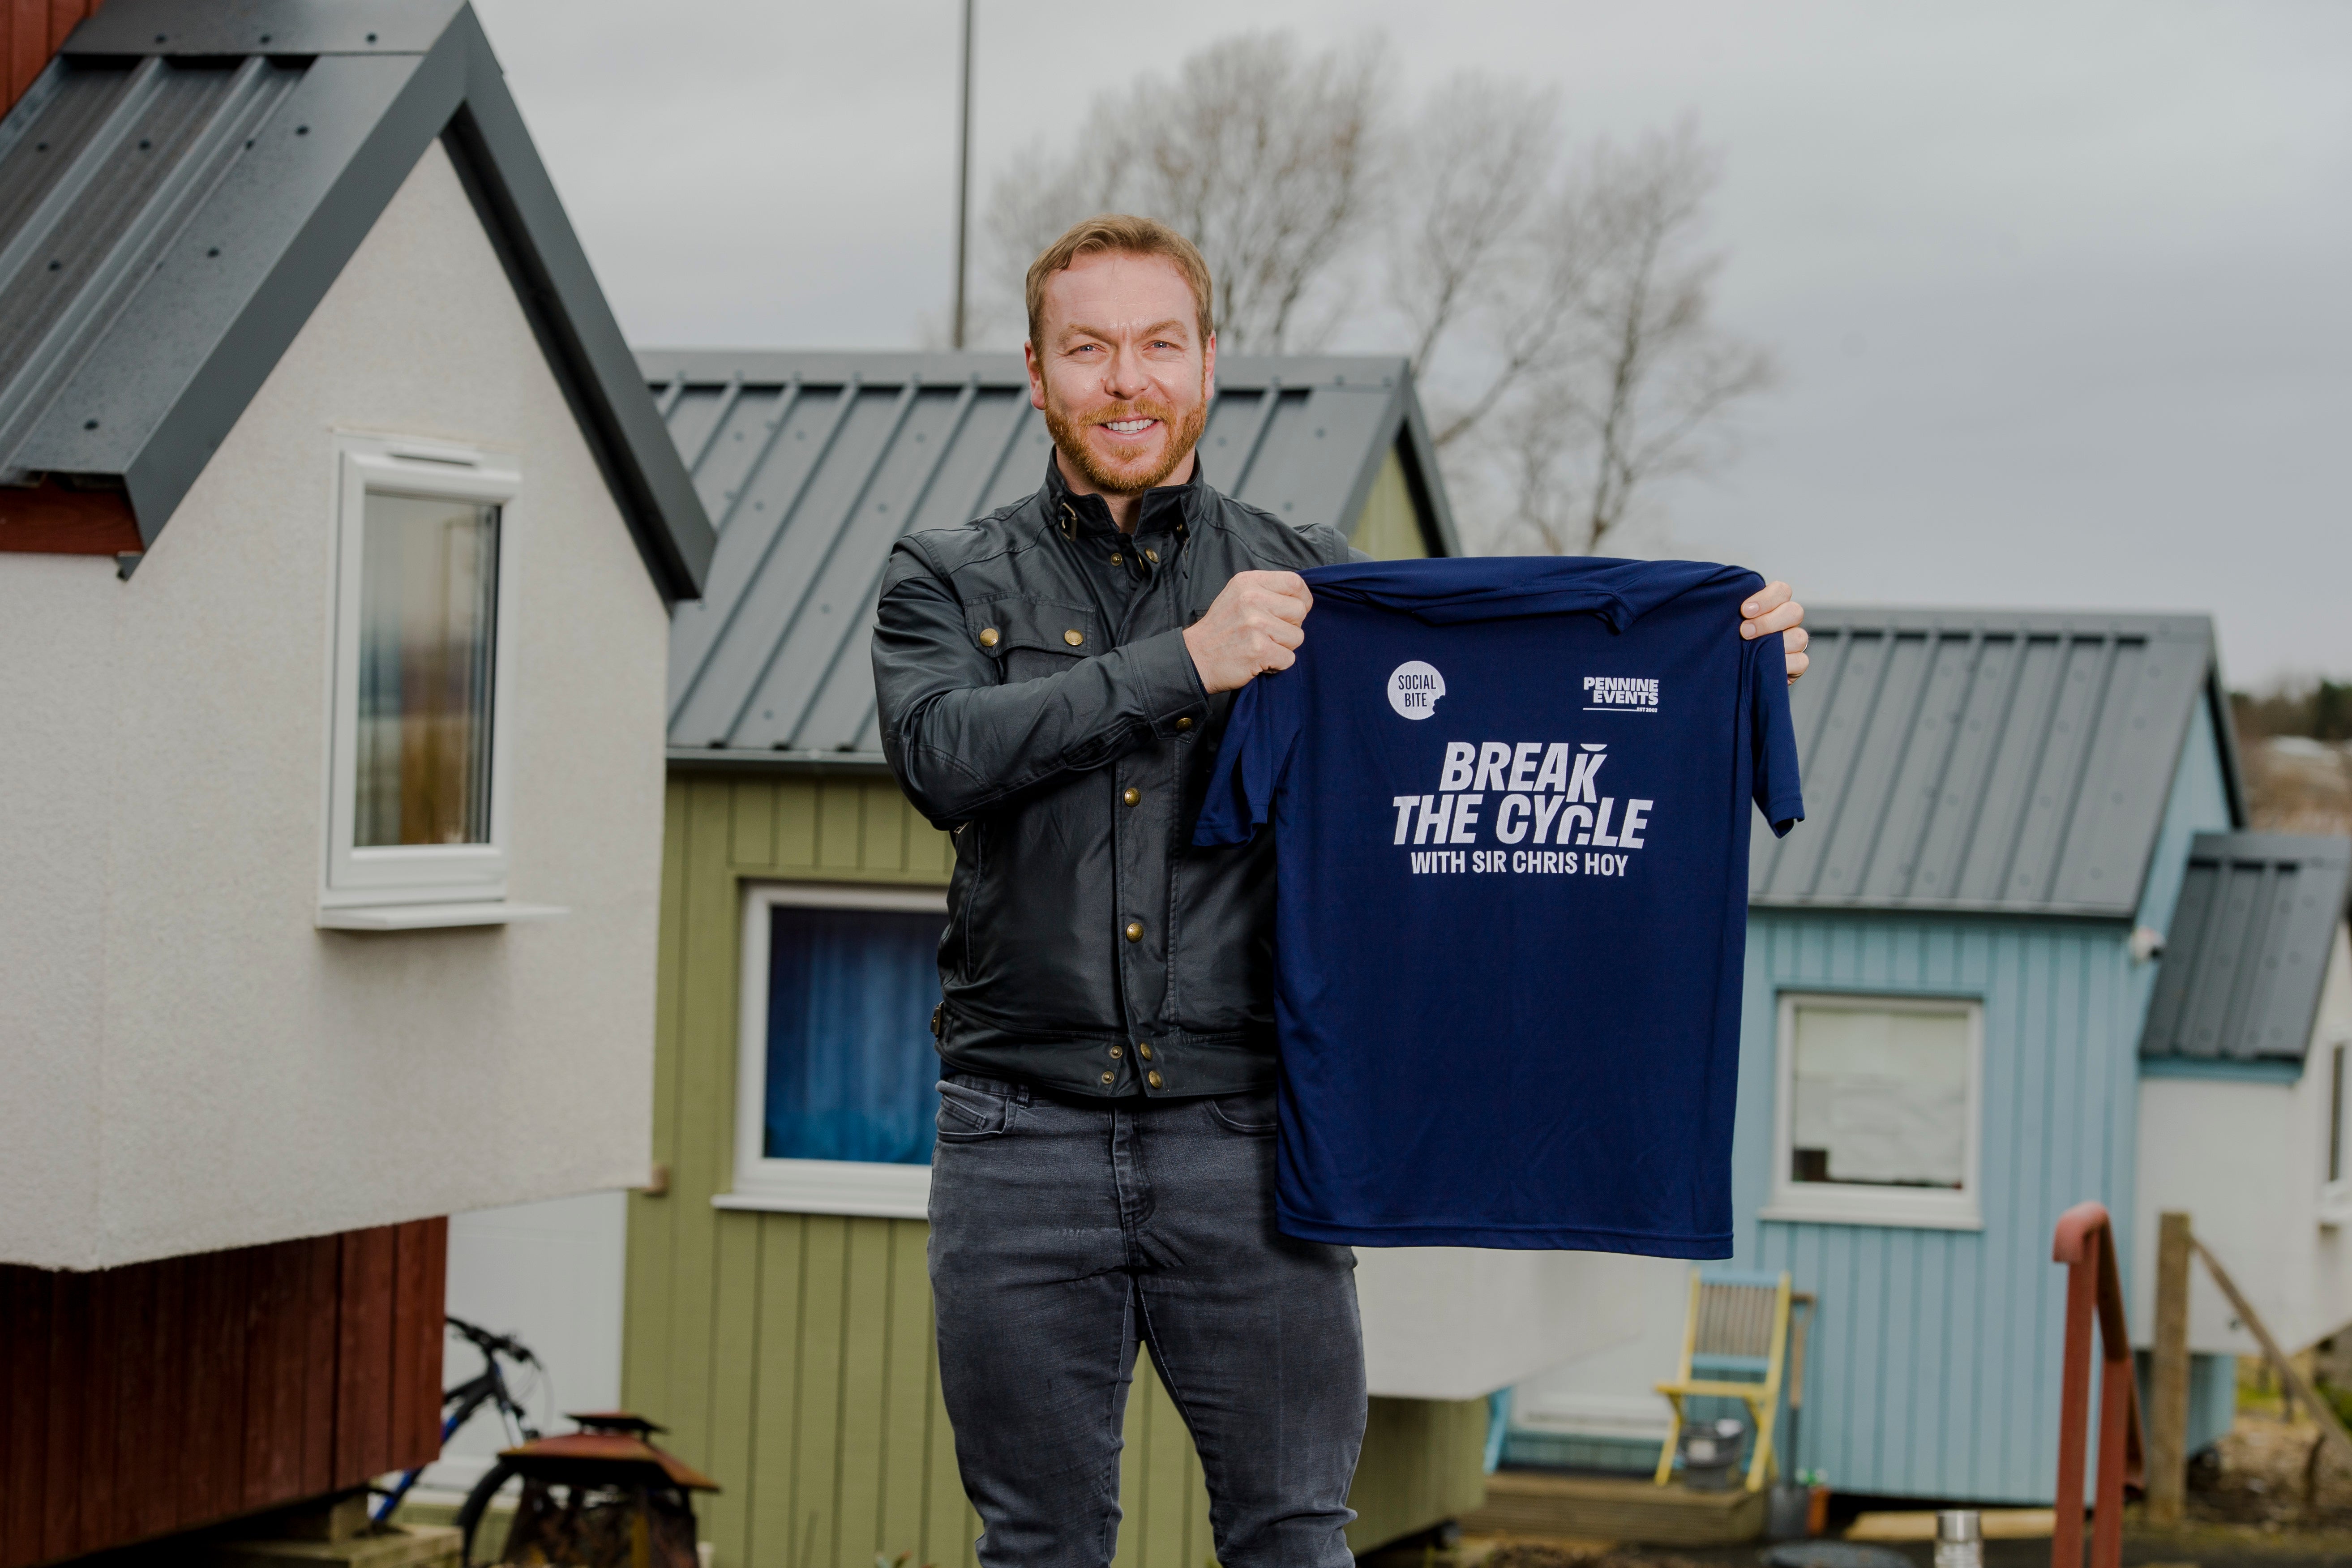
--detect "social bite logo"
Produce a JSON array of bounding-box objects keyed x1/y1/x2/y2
[{"x1": 1387, "y1": 660, "x2": 1445, "y2": 720}]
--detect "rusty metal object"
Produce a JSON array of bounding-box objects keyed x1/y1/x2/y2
[
  {"x1": 501, "y1": 1414, "x2": 719, "y2": 1495},
  {"x1": 2049, "y1": 1202, "x2": 2143, "y2": 1568},
  {"x1": 477, "y1": 1413, "x2": 717, "y2": 1568}
]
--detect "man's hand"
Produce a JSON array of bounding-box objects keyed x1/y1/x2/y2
[
  {"x1": 1742, "y1": 581, "x2": 1809, "y2": 684},
  {"x1": 1185, "y1": 570, "x2": 1312, "y2": 694}
]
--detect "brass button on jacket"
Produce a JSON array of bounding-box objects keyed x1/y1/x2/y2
[
  {"x1": 978, "y1": 626, "x2": 999, "y2": 648},
  {"x1": 1146, "y1": 1071, "x2": 1165, "y2": 1090},
  {"x1": 1122, "y1": 786, "x2": 1141, "y2": 807},
  {"x1": 1108, "y1": 1045, "x2": 1123, "y2": 1059},
  {"x1": 873, "y1": 456, "x2": 1352, "y2": 1101},
  {"x1": 1100, "y1": 1071, "x2": 1115, "y2": 1086},
  {"x1": 1136, "y1": 1042, "x2": 1153, "y2": 1060}
]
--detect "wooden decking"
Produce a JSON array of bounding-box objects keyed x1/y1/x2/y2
[{"x1": 1460, "y1": 1470, "x2": 1766, "y2": 1546}]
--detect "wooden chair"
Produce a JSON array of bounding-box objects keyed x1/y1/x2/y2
[{"x1": 1651, "y1": 1268, "x2": 1793, "y2": 1491}]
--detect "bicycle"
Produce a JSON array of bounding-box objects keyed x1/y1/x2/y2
[{"x1": 371, "y1": 1315, "x2": 545, "y2": 1526}]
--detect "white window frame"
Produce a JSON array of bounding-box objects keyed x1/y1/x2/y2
[
  {"x1": 320, "y1": 434, "x2": 523, "y2": 913},
  {"x1": 1762, "y1": 990, "x2": 1986, "y2": 1231},
  {"x1": 715, "y1": 881, "x2": 950, "y2": 1220},
  {"x1": 2321, "y1": 1036, "x2": 2352, "y2": 1227}
]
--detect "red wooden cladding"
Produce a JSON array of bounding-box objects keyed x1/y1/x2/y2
[
  {"x1": 0, "y1": 1219, "x2": 446, "y2": 1568},
  {"x1": 1, "y1": 0, "x2": 97, "y2": 116},
  {"x1": 0, "y1": 485, "x2": 145, "y2": 555}
]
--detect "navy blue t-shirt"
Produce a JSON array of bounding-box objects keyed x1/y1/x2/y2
[{"x1": 1193, "y1": 557, "x2": 1803, "y2": 1255}]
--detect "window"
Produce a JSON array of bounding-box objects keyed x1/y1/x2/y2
[
  {"x1": 322, "y1": 436, "x2": 521, "y2": 913},
  {"x1": 2331, "y1": 1044, "x2": 2346, "y2": 1187},
  {"x1": 355, "y1": 493, "x2": 497, "y2": 848},
  {"x1": 2326, "y1": 1039, "x2": 2352, "y2": 1229},
  {"x1": 1765, "y1": 993, "x2": 1984, "y2": 1230},
  {"x1": 720, "y1": 884, "x2": 949, "y2": 1218}
]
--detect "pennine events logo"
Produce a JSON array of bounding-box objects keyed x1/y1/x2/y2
[{"x1": 1583, "y1": 675, "x2": 1660, "y2": 713}]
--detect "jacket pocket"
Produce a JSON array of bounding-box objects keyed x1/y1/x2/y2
[
  {"x1": 936, "y1": 1079, "x2": 1017, "y2": 1141},
  {"x1": 966, "y1": 597, "x2": 1102, "y2": 683}
]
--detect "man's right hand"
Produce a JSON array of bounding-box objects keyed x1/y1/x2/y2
[{"x1": 1183, "y1": 570, "x2": 1312, "y2": 694}]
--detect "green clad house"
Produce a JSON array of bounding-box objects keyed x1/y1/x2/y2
[{"x1": 625, "y1": 351, "x2": 1480, "y2": 1565}]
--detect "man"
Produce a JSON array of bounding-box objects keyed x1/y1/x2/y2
[{"x1": 872, "y1": 214, "x2": 1807, "y2": 1568}]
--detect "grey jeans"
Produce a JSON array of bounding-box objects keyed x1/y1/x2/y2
[{"x1": 927, "y1": 1072, "x2": 1367, "y2": 1568}]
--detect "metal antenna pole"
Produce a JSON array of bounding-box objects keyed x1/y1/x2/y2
[{"x1": 951, "y1": 0, "x2": 974, "y2": 349}]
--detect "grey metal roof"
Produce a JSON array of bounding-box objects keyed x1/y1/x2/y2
[
  {"x1": 0, "y1": 0, "x2": 712, "y2": 596},
  {"x1": 1751, "y1": 607, "x2": 2247, "y2": 917},
  {"x1": 2141, "y1": 832, "x2": 2352, "y2": 1065},
  {"x1": 643, "y1": 350, "x2": 1458, "y2": 769}
]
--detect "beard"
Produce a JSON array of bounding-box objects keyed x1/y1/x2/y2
[{"x1": 1042, "y1": 381, "x2": 1210, "y2": 496}]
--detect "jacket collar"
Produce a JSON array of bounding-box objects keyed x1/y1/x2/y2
[{"x1": 1042, "y1": 449, "x2": 1209, "y2": 542}]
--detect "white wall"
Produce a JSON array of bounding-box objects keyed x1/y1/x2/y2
[
  {"x1": 414, "y1": 1191, "x2": 631, "y2": 1496},
  {"x1": 0, "y1": 554, "x2": 116, "y2": 1262},
  {"x1": 0, "y1": 138, "x2": 670, "y2": 1270},
  {"x1": 2134, "y1": 922, "x2": 2352, "y2": 1355},
  {"x1": 1506, "y1": 1255, "x2": 1689, "y2": 1442},
  {"x1": 1356, "y1": 1248, "x2": 1654, "y2": 1402}
]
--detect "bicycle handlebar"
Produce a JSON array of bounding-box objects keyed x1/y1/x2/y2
[{"x1": 446, "y1": 1313, "x2": 539, "y2": 1366}]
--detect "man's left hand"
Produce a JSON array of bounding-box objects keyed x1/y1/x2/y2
[{"x1": 1741, "y1": 582, "x2": 1809, "y2": 684}]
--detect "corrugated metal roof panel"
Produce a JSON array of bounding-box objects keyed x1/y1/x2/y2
[
  {"x1": 1751, "y1": 607, "x2": 2238, "y2": 917},
  {"x1": 643, "y1": 349, "x2": 1456, "y2": 767},
  {"x1": 0, "y1": 2, "x2": 712, "y2": 595},
  {"x1": 2141, "y1": 832, "x2": 2351, "y2": 1063},
  {"x1": 0, "y1": 56, "x2": 305, "y2": 475}
]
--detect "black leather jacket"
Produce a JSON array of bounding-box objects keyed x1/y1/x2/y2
[{"x1": 872, "y1": 460, "x2": 1352, "y2": 1099}]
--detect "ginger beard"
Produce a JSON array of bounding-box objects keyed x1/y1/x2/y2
[{"x1": 1041, "y1": 374, "x2": 1210, "y2": 497}]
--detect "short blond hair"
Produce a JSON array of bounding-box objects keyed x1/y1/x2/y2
[{"x1": 1025, "y1": 214, "x2": 1216, "y2": 351}]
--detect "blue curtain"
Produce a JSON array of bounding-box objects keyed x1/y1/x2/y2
[{"x1": 764, "y1": 905, "x2": 945, "y2": 1165}]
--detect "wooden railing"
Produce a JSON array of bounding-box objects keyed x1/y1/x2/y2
[{"x1": 2050, "y1": 1201, "x2": 2143, "y2": 1568}]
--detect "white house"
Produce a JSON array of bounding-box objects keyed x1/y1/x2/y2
[
  {"x1": 2134, "y1": 831, "x2": 2352, "y2": 1359},
  {"x1": 0, "y1": 0, "x2": 709, "y2": 1273}
]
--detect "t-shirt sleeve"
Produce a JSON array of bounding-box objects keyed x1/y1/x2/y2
[
  {"x1": 1751, "y1": 632, "x2": 1805, "y2": 839},
  {"x1": 1192, "y1": 671, "x2": 1302, "y2": 846}
]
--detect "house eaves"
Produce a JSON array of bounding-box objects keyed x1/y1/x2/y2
[{"x1": 0, "y1": 0, "x2": 712, "y2": 598}]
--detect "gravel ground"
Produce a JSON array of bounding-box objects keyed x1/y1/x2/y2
[
  {"x1": 1423, "y1": 1408, "x2": 2352, "y2": 1568},
  {"x1": 2183, "y1": 1405, "x2": 2352, "y2": 1531}
]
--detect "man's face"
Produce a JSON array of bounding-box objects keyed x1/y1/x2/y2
[{"x1": 1026, "y1": 250, "x2": 1216, "y2": 497}]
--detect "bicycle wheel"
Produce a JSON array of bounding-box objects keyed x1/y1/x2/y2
[{"x1": 452, "y1": 1457, "x2": 520, "y2": 1567}]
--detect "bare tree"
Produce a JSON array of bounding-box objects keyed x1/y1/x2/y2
[
  {"x1": 979, "y1": 37, "x2": 1774, "y2": 556},
  {"x1": 1476, "y1": 125, "x2": 1776, "y2": 556},
  {"x1": 981, "y1": 34, "x2": 1386, "y2": 351},
  {"x1": 1386, "y1": 75, "x2": 1596, "y2": 450}
]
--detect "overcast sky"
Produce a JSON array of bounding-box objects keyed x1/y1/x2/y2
[{"x1": 471, "y1": 0, "x2": 2349, "y2": 688}]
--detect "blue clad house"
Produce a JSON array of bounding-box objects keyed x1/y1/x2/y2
[{"x1": 1512, "y1": 607, "x2": 2250, "y2": 1502}]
